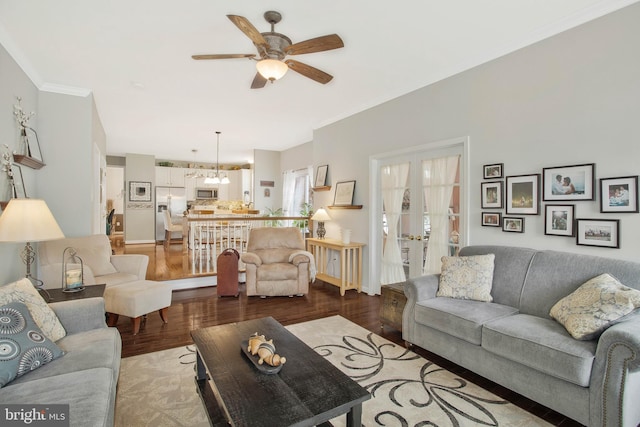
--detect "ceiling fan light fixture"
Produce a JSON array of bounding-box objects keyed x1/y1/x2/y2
[{"x1": 256, "y1": 58, "x2": 288, "y2": 81}]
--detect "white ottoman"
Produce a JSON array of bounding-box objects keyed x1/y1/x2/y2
[{"x1": 103, "y1": 280, "x2": 172, "y2": 334}]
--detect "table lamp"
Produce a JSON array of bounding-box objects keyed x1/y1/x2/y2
[
  {"x1": 311, "y1": 208, "x2": 331, "y2": 239},
  {"x1": 0, "y1": 199, "x2": 65, "y2": 295}
]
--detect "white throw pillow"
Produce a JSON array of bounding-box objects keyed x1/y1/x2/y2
[
  {"x1": 436, "y1": 254, "x2": 495, "y2": 302},
  {"x1": 550, "y1": 273, "x2": 640, "y2": 340},
  {"x1": 0, "y1": 278, "x2": 66, "y2": 342}
]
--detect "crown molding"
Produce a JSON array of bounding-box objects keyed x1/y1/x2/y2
[{"x1": 40, "y1": 83, "x2": 91, "y2": 97}]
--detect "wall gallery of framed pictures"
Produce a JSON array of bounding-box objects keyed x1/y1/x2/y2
[{"x1": 480, "y1": 162, "x2": 637, "y2": 249}]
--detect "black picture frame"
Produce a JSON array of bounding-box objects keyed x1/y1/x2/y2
[
  {"x1": 483, "y1": 163, "x2": 503, "y2": 179},
  {"x1": 544, "y1": 204, "x2": 575, "y2": 237},
  {"x1": 481, "y1": 181, "x2": 503, "y2": 209},
  {"x1": 129, "y1": 181, "x2": 151, "y2": 202},
  {"x1": 502, "y1": 217, "x2": 524, "y2": 233},
  {"x1": 333, "y1": 180, "x2": 356, "y2": 206},
  {"x1": 10, "y1": 164, "x2": 26, "y2": 198},
  {"x1": 576, "y1": 218, "x2": 620, "y2": 249},
  {"x1": 481, "y1": 212, "x2": 501, "y2": 227},
  {"x1": 542, "y1": 163, "x2": 595, "y2": 201},
  {"x1": 599, "y1": 176, "x2": 639, "y2": 213},
  {"x1": 506, "y1": 174, "x2": 540, "y2": 215},
  {"x1": 315, "y1": 165, "x2": 328, "y2": 187}
]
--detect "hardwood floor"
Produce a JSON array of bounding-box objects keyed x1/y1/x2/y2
[{"x1": 112, "y1": 240, "x2": 582, "y2": 426}]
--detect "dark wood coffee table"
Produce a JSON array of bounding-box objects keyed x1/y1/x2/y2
[{"x1": 191, "y1": 317, "x2": 370, "y2": 427}]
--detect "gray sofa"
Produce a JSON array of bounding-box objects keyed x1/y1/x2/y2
[
  {"x1": 403, "y1": 245, "x2": 640, "y2": 427},
  {"x1": 0, "y1": 297, "x2": 121, "y2": 427}
]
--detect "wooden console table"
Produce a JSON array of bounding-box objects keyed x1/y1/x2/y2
[{"x1": 306, "y1": 238, "x2": 365, "y2": 296}]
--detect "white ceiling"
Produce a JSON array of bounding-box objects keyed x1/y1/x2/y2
[{"x1": 0, "y1": 0, "x2": 636, "y2": 165}]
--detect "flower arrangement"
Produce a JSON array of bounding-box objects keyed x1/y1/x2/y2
[
  {"x1": 13, "y1": 96, "x2": 35, "y2": 128},
  {"x1": 13, "y1": 96, "x2": 36, "y2": 157}
]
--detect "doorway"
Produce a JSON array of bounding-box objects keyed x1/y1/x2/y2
[
  {"x1": 369, "y1": 137, "x2": 468, "y2": 295},
  {"x1": 106, "y1": 166, "x2": 125, "y2": 245}
]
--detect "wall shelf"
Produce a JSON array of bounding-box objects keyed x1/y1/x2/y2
[
  {"x1": 312, "y1": 186, "x2": 331, "y2": 192},
  {"x1": 13, "y1": 154, "x2": 45, "y2": 170},
  {"x1": 327, "y1": 205, "x2": 363, "y2": 210}
]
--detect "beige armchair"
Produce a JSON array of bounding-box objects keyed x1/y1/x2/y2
[
  {"x1": 38, "y1": 234, "x2": 148, "y2": 288},
  {"x1": 241, "y1": 227, "x2": 312, "y2": 297}
]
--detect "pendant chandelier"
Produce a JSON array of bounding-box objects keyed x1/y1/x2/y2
[
  {"x1": 185, "y1": 149, "x2": 205, "y2": 179},
  {"x1": 204, "y1": 131, "x2": 230, "y2": 185}
]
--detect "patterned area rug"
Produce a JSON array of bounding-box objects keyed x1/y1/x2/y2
[{"x1": 115, "y1": 316, "x2": 550, "y2": 426}]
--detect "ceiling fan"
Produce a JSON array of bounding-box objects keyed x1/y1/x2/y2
[{"x1": 192, "y1": 11, "x2": 344, "y2": 89}]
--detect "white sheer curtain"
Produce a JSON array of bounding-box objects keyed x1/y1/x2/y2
[
  {"x1": 423, "y1": 155, "x2": 459, "y2": 274},
  {"x1": 380, "y1": 162, "x2": 410, "y2": 284},
  {"x1": 282, "y1": 170, "x2": 296, "y2": 216}
]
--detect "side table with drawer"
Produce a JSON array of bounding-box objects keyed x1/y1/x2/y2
[{"x1": 379, "y1": 282, "x2": 407, "y2": 332}]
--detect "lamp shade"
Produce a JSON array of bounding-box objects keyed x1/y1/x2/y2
[
  {"x1": 0, "y1": 199, "x2": 64, "y2": 242},
  {"x1": 311, "y1": 208, "x2": 331, "y2": 222},
  {"x1": 256, "y1": 59, "x2": 288, "y2": 81}
]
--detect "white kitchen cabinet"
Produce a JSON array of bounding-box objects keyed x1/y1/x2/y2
[{"x1": 155, "y1": 166, "x2": 185, "y2": 187}]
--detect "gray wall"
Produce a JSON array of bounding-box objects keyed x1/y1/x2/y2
[
  {"x1": 253, "y1": 149, "x2": 282, "y2": 213},
  {"x1": 300, "y1": 3, "x2": 640, "y2": 292},
  {"x1": 124, "y1": 153, "x2": 156, "y2": 243},
  {"x1": 0, "y1": 43, "x2": 39, "y2": 284}
]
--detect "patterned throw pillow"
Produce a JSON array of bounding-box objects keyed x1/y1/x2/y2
[
  {"x1": 436, "y1": 254, "x2": 495, "y2": 302},
  {"x1": 0, "y1": 278, "x2": 66, "y2": 342},
  {"x1": 550, "y1": 273, "x2": 640, "y2": 340},
  {"x1": 0, "y1": 302, "x2": 65, "y2": 387}
]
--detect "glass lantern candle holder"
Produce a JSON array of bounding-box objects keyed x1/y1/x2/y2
[{"x1": 62, "y1": 247, "x2": 85, "y2": 292}]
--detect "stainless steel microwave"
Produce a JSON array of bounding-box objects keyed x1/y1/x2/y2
[{"x1": 196, "y1": 188, "x2": 218, "y2": 199}]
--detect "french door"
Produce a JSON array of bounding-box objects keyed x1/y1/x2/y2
[{"x1": 372, "y1": 138, "x2": 467, "y2": 292}]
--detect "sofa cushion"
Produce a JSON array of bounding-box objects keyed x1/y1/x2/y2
[
  {"x1": 437, "y1": 254, "x2": 495, "y2": 302},
  {"x1": 257, "y1": 263, "x2": 299, "y2": 281},
  {"x1": 75, "y1": 247, "x2": 117, "y2": 276},
  {"x1": 0, "y1": 278, "x2": 66, "y2": 342},
  {"x1": 0, "y1": 302, "x2": 65, "y2": 387},
  {"x1": 482, "y1": 314, "x2": 597, "y2": 387},
  {"x1": 0, "y1": 368, "x2": 116, "y2": 427},
  {"x1": 415, "y1": 297, "x2": 518, "y2": 345},
  {"x1": 7, "y1": 327, "x2": 121, "y2": 386},
  {"x1": 549, "y1": 273, "x2": 640, "y2": 340}
]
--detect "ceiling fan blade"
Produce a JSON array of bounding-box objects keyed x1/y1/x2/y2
[
  {"x1": 227, "y1": 15, "x2": 268, "y2": 48},
  {"x1": 286, "y1": 34, "x2": 344, "y2": 55},
  {"x1": 251, "y1": 72, "x2": 268, "y2": 89},
  {"x1": 192, "y1": 54, "x2": 256, "y2": 60},
  {"x1": 285, "y1": 60, "x2": 333, "y2": 84}
]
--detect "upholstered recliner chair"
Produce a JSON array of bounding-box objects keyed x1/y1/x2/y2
[
  {"x1": 241, "y1": 227, "x2": 314, "y2": 297},
  {"x1": 39, "y1": 234, "x2": 148, "y2": 288}
]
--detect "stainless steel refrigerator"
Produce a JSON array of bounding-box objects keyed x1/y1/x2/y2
[{"x1": 156, "y1": 187, "x2": 187, "y2": 241}]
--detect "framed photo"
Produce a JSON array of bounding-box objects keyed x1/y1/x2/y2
[
  {"x1": 315, "y1": 165, "x2": 328, "y2": 187},
  {"x1": 599, "y1": 176, "x2": 638, "y2": 213},
  {"x1": 481, "y1": 212, "x2": 501, "y2": 227},
  {"x1": 481, "y1": 181, "x2": 503, "y2": 209},
  {"x1": 576, "y1": 219, "x2": 620, "y2": 249},
  {"x1": 10, "y1": 164, "x2": 26, "y2": 198},
  {"x1": 542, "y1": 163, "x2": 595, "y2": 201},
  {"x1": 483, "y1": 163, "x2": 503, "y2": 179},
  {"x1": 129, "y1": 181, "x2": 151, "y2": 202},
  {"x1": 333, "y1": 180, "x2": 356, "y2": 206},
  {"x1": 544, "y1": 204, "x2": 575, "y2": 237},
  {"x1": 506, "y1": 174, "x2": 540, "y2": 215},
  {"x1": 502, "y1": 217, "x2": 524, "y2": 233}
]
